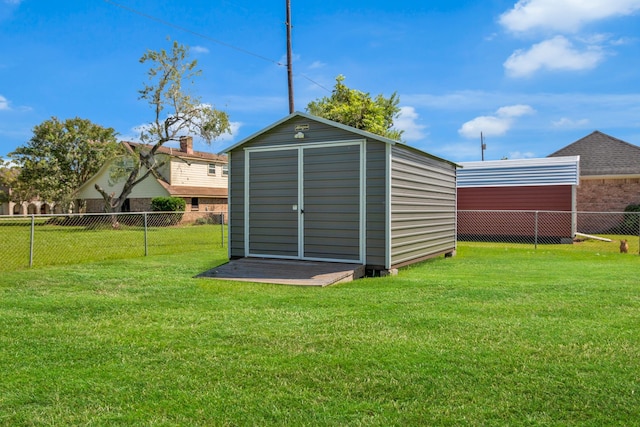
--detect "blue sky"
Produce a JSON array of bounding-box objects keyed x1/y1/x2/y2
[{"x1": 1, "y1": 0, "x2": 639, "y2": 162}]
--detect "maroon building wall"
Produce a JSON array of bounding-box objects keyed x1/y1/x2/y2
[{"x1": 457, "y1": 185, "x2": 573, "y2": 240}]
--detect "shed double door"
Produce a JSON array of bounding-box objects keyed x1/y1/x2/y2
[{"x1": 246, "y1": 141, "x2": 363, "y2": 263}]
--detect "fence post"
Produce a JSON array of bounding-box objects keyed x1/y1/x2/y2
[
  {"x1": 144, "y1": 212, "x2": 148, "y2": 257},
  {"x1": 637, "y1": 212, "x2": 640, "y2": 255},
  {"x1": 534, "y1": 211, "x2": 539, "y2": 250},
  {"x1": 220, "y1": 212, "x2": 224, "y2": 248},
  {"x1": 29, "y1": 214, "x2": 35, "y2": 268}
]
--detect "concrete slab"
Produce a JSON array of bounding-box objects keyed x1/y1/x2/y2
[{"x1": 197, "y1": 258, "x2": 365, "y2": 287}]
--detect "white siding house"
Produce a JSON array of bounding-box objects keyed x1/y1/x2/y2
[{"x1": 76, "y1": 136, "x2": 228, "y2": 214}]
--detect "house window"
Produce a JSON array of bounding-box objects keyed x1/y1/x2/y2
[
  {"x1": 208, "y1": 163, "x2": 216, "y2": 176},
  {"x1": 222, "y1": 164, "x2": 229, "y2": 176},
  {"x1": 192, "y1": 197, "x2": 199, "y2": 211}
]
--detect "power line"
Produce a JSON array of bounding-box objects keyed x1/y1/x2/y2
[
  {"x1": 104, "y1": 0, "x2": 284, "y2": 67},
  {"x1": 299, "y1": 74, "x2": 331, "y2": 92},
  {"x1": 103, "y1": 0, "x2": 331, "y2": 94}
]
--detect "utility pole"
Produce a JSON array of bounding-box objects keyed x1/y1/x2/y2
[
  {"x1": 286, "y1": 0, "x2": 294, "y2": 113},
  {"x1": 480, "y1": 132, "x2": 486, "y2": 161}
]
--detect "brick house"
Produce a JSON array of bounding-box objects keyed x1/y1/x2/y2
[
  {"x1": 548, "y1": 131, "x2": 640, "y2": 233},
  {"x1": 76, "y1": 136, "x2": 228, "y2": 217},
  {"x1": 548, "y1": 131, "x2": 640, "y2": 212}
]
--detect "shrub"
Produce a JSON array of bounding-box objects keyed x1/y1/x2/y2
[
  {"x1": 151, "y1": 197, "x2": 186, "y2": 212},
  {"x1": 195, "y1": 212, "x2": 225, "y2": 225},
  {"x1": 151, "y1": 197, "x2": 185, "y2": 226},
  {"x1": 622, "y1": 203, "x2": 640, "y2": 234}
]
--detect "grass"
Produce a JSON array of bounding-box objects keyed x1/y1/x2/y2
[
  {"x1": 0, "y1": 222, "x2": 225, "y2": 271},
  {"x1": 0, "y1": 243, "x2": 639, "y2": 425}
]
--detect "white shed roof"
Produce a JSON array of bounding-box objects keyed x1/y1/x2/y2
[{"x1": 457, "y1": 156, "x2": 580, "y2": 188}]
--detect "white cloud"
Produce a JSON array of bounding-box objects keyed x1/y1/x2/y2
[
  {"x1": 279, "y1": 53, "x2": 301, "y2": 65},
  {"x1": 394, "y1": 106, "x2": 428, "y2": 142},
  {"x1": 216, "y1": 121, "x2": 241, "y2": 143},
  {"x1": 609, "y1": 36, "x2": 635, "y2": 46},
  {"x1": 0, "y1": 95, "x2": 10, "y2": 110},
  {"x1": 507, "y1": 151, "x2": 536, "y2": 159},
  {"x1": 127, "y1": 104, "x2": 236, "y2": 144},
  {"x1": 308, "y1": 61, "x2": 326, "y2": 69},
  {"x1": 500, "y1": 0, "x2": 640, "y2": 33},
  {"x1": 191, "y1": 46, "x2": 210, "y2": 54},
  {"x1": 459, "y1": 116, "x2": 511, "y2": 139},
  {"x1": 496, "y1": 104, "x2": 536, "y2": 117},
  {"x1": 504, "y1": 36, "x2": 604, "y2": 77},
  {"x1": 458, "y1": 104, "x2": 535, "y2": 139},
  {"x1": 552, "y1": 117, "x2": 590, "y2": 128},
  {"x1": 403, "y1": 91, "x2": 640, "y2": 118},
  {"x1": 402, "y1": 91, "x2": 500, "y2": 111}
]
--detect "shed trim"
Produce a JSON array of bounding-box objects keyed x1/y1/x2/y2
[
  {"x1": 385, "y1": 142, "x2": 392, "y2": 270},
  {"x1": 227, "y1": 150, "x2": 232, "y2": 259},
  {"x1": 360, "y1": 140, "x2": 367, "y2": 264},
  {"x1": 222, "y1": 111, "x2": 460, "y2": 169},
  {"x1": 225, "y1": 112, "x2": 398, "y2": 153},
  {"x1": 297, "y1": 147, "x2": 304, "y2": 258},
  {"x1": 242, "y1": 139, "x2": 365, "y2": 152},
  {"x1": 243, "y1": 149, "x2": 250, "y2": 257}
]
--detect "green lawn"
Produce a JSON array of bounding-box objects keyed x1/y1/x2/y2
[
  {"x1": 0, "y1": 222, "x2": 225, "y2": 271},
  {"x1": 0, "y1": 243, "x2": 638, "y2": 425}
]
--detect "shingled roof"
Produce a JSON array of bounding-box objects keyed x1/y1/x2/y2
[
  {"x1": 123, "y1": 141, "x2": 227, "y2": 163},
  {"x1": 548, "y1": 131, "x2": 640, "y2": 176}
]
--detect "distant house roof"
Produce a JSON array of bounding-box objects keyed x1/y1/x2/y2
[
  {"x1": 123, "y1": 141, "x2": 227, "y2": 164},
  {"x1": 457, "y1": 156, "x2": 580, "y2": 188},
  {"x1": 121, "y1": 141, "x2": 228, "y2": 198},
  {"x1": 157, "y1": 182, "x2": 228, "y2": 198},
  {"x1": 548, "y1": 131, "x2": 640, "y2": 176},
  {"x1": 75, "y1": 139, "x2": 228, "y2": 200}
]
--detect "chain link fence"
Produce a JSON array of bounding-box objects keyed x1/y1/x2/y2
[
  {"x1": 0, "y1": 211, "x2": 227, "y2": 271},
  {"x1": 3, "y1": 209, "x2": 636, "y2": 271},
  {"x1": 458, "y1": 210, "x2": 640, "y2": 253}
]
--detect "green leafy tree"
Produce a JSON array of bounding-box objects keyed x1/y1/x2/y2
[
  {"x1": 9, "y1": 117, "x2": 119, "y2": 210},
  {"x1": 0, "y1": 158, "x2": 19, "y2": 204},
  {"x1": 306, "y1": 75, "x2": 403, "y2": 140},
  {"x1": 95, "y1": 40, "x2": 231, "y2": 213}
]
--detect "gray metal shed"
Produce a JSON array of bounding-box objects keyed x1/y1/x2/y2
[{"x1": 223, "y1": 112, "x2": 458, "y2": 272}]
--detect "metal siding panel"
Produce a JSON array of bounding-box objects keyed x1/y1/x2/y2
[
  {"x1": 229, "y1": 150, "x2": 245, "y2": 257},
  {"x1": 365, "y1": 142, "x2": 387, "y2": 267},
  {"x1": 457, "y1": 158, "x2": 580, "y2": 187},
  {"x1": 390, "y1": 145, "x2": 457, "y2": 267},
  {"x1": 457, "y1": 186, "x2": 573, "y2": 210},
  {"x1": 457, "y1": 186, "x2": 573, "y2": 238}
]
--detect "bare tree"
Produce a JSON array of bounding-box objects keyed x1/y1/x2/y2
[{"x1": 95, "y1": 40, "x2": 231, "y2": 212}]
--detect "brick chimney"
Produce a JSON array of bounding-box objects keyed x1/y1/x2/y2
[{"x1": 179, "y1": 136, "x2": 194, "y2": 154}]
